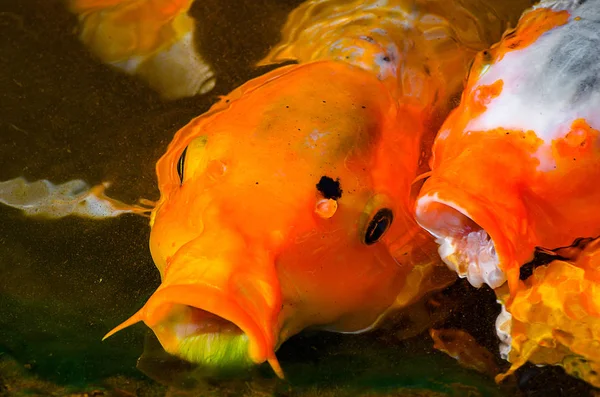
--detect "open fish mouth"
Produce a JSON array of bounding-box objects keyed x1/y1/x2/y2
[
  {"x1": 415, "y1": 193, "x2": 506, "y2": 289},
  {"x1": 103, "y1": 284, "x2": 284, "y2": 378},
  {"x1": 165, "y1": 305, "x2": 252, "y2": 369}
]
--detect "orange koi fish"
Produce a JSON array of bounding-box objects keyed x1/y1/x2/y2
[
  {"x1": 415, "y1": 0, "x2": 600, "y2": 292},
  {"x1": 494, "y1": 236, "x2": 600, "y2": 387},
  {"x1": 92, "y1": 0, "x2": 526, "y2": 378},
  {"x1": 413, "y1": 0, "x2": 600, "y2": 387},
  {"x1": 0, "y1": 0, "x2": 529, "y2": 379},
  {"x1": 68, "y1": 0, "x2": 215, "y2": 99}
]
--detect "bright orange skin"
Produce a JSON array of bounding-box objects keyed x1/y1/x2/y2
[
  {"x1": 413, "y1": 2, "x2": 600, "y2": 388},
  {"x1": 416, "y1": 7, "x2": 600, "y2": 291},
  {"x1": 111, "y1": 60, "x2": 455, "y2": 370},
  {"x1": 493, "y1": 237, "x2": 600, "y2": 387},
  {"x1": 99, "y1": 0, "x2": 531, "y2": 376}
]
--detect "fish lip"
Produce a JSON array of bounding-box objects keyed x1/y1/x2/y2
[
  {"x1": 415, "y1": 190, "x2": 508, "y2": 290},
  {"x1": 104, "y1": 282, "x2": 275, "y2": 371},
  {"x1": 142, "y1": 284, "x2": 271, "y2": 366}
]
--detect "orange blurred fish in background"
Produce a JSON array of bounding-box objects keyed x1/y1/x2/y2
[
  {"x1": 67, "y1": 0, "x2": 215, "y2": 99},
  {"x1": 47, "y1": 0, "x2": 527, "y2": 379},
  {"x1": 414, "y1": 0, "x2": 600, "y2": 387}
]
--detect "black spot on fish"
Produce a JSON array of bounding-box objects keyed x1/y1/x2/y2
[
  {"x1": 507, "y1": 40, "x2": 522, "y2": 49},
  {"x1": 519, "y1": 237, "x2": 596, "y2": 280},
  {"x1": 481, "y1": 50, "x2": 492, "y2": 63},
  {"x1": 362, "y1": 35, "x2": 375, "y2": 43},
  {"x1": 519, "y1": 250, "x2": 565, "y2": 280},
  {"x1": 503, "y1": 28, "x2": 518, "y2": 41},
  {"x1": 316, "y1": 176, "x2": 342, "y2": 200}
]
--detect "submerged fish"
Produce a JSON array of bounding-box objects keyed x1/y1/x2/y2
[
  {"x1": 415, "y1": 0, "x2": 600, "y2": 291},
  {"x1": 68, "y1": 0, "x2": 215, "y2": 99},
  {"x1": 412, "y1": 0, "x2": 600, "y2": 387},
  {"x1": 0, "y1": 0, "x2": 532, "y2": 382},
  {"x1": 93, "y1": 0, "x2": 527, "y2": 378},
  {"x1": 430, "y1": 328, "x2": 500, "y2": 377},
  {"x1": 495, "y1": 236, "x2": 600, "y2": 387}
]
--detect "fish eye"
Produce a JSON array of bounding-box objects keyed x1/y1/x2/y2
[
  {"x1": 176, "y1": 146, "x2": 188, "y2": 184},
  {"x1": 465, "y1": 57, "x2": 475, "y2": 83},
  {"x1": 364, "y1": 208, "x2": 393, "y2": 245}
]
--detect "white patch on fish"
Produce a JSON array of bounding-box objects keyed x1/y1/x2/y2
[
  {"x1": 309, "y1": 129, "x2": 329, "y2": 142},
  {"x1": 464, "y1": 0, "x2": 600, "y2": 171}
]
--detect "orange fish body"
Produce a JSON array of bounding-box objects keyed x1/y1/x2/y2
[
  {"x1": 413, "y1": 0, "x2": 600, "y2": 387},
  {"x1": 101, "y1": 0, "x2": 527, "y2": 377},
  {"x1": 415, "y1": 0, "x2": 600, "y2": 291},
  {"x1": 492, "y1": 237, "x2": 600, "y2": 387},
  {"x1": 108, "y1": 61, "x2": 452, "y2": 376}
]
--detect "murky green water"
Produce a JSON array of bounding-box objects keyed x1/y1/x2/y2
[{"x1": 0, "y1": 1, "x2": 597, "y2": 396}]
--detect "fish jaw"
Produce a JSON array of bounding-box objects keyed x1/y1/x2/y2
[{"x1": 103, "y1": 247, "x2": 284, "y2": 378}]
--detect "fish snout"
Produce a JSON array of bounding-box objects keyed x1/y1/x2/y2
[
  {"x1": 104, "y1": 246, "x2": 284, "y2": 377},
  {"x1": 414, "y1": 145, "x2": 535, "y2": 291}
]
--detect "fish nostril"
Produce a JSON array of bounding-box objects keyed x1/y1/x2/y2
[
  {"x1": 206, "y1": 160, "x2": 227, "y2": 179},
  {"x1": 315, "y1": 198, "x2": 338, "y2": 219}
]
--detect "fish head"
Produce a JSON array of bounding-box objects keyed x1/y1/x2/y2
[
  {"x1": 415, "y1": 3, "x2": 600, "y2": 291},
  {"x1": 105, "y1": 61, "x2": 449, "y2": 376}
]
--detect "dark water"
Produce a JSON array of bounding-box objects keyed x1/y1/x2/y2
[{"x1": 0, "y1": 1, "x2": 597, "y2": 396}]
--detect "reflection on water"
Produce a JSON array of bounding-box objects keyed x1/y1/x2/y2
[{"x1": 0, "y1": 0, "x2": 597, "y2": 396}]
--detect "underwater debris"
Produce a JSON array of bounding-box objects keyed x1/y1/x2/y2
[
  {"x1": 0, "y1": 177, "x2": 153, "y2": 219},
  {"x1": 430, "y1": 328, "x2": 500, "y2": 377}
]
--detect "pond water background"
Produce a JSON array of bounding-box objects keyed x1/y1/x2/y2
[{"x1": 0, "y1": 1, "x2": 597, "y2": 396}]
